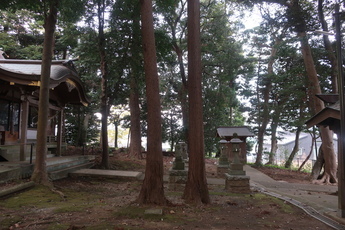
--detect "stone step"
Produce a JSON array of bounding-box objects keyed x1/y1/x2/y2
[
  {"x1": 70, "y1": 169, "x2": 143, "y2": 180},
  {"x1": 0, "y1": 155, "x2": 95, "y2": 183},
  {"x1": 48, "y1": 162, "x2": 94, "y2": 181},
  {"x1": 46, "y1": 157, "x2": 93, "y2": 172}
]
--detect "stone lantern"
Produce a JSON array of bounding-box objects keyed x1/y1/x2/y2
[{"x1": 216, "y1": 140, "x2": 230, "y2": 177}]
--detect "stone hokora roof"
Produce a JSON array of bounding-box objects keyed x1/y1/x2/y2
[
  {"x1": 216, "y1": 126, "x2": 254, "y2": 140},
  {"x1": 0, "y1": 59, "x2": 89, "y2": 106}
]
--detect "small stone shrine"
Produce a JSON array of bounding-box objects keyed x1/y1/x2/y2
[
  {"x1": 225, "y1": 133, "x2": 251, "y2": 193},
  {"x1": 169, "y1": 142, "x2": 188, "y2": 190}
]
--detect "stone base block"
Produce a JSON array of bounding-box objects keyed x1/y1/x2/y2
[
  {"x1": 168, "y1": 168, "x2": 188, "y2": 190},
  {"x1": 225, "y1": 173, "x2": 251, "y2": 194},
  {"x1": 217, "y1": 165, "x2": 229, "y2": 178}
]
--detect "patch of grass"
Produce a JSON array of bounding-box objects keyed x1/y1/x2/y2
[
  {"x1": 1, "y1": 185, "x2": 60, "y2": 209},
  {"x1": 53, "y1": 190, "x2": 106, "y2": 213},
  {"x1": 46, "y1": 223, "x2": 71, "y2": 230},
  {"x1": 209, "y1": 191, "x2": 250, "y2": 197},
  {"x1": 271, "y1": 198, "x2": 294, "y2": 214},
  {"x1": 114, "y1": 206, "x2": 146, "y2": 219},
  {"x1": 0, "y1": 185, "x2": 105, "y2": 215},
  {"x1": 0, "y1": 215, "x2": 22, "y2": 229},
  {"x1": 165, "y1": 191, "x2": 183, "y2": 197},
  {"x1": 114, "y1": 206, "x2": 177, "y2": 222},
  {"x1": 251, "y1": 193, "x2": 294, "y2": 214},
  {"x1": 262, "y1": 164, "x2": 285, "y2": 169},
  {"x1": 110, "y1": 159, "x2": 144, "y2": 171},
  {"x1": 84, "y1": 224, "x2": 122, "y2": 230}
]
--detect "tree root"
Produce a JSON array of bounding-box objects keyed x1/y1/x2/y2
[
  {"x1": 312, "y1": 173, "x2": 337, "y2": 185},
  {"x1": 25, "y1": 220, "x2": 54, "y2": 229},
  {"x1": 51, "y1": 187, "x2": 66, "y2": 200}
]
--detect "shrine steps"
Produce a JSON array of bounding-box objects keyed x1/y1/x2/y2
[{"x1": 0, "y1": 155, "x2": 95, "y2": 183}]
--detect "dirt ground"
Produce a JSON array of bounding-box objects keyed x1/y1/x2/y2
[{"x1": 0, "y1": 153, "x2": 335, "y2": 230}]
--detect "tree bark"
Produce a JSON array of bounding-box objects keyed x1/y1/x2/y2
[
  {"x1": 137, "y1": 0, "x2": 168, "y2": 205},
  {"x1": 285, "y1": 126, "x2": 302, "y2": 168},
  {"x1": 311, "y1": 145, "x2": 325, "y2": 180},
  {"x1": 183, "y1": 0, "x2": 210, "y2": 205},
  {"x1": 169, "y1": 5, "x2": 189, "y2": 143},
  {"x1": 98, "y1": 0, "x2": 109, "y2": 169},
  {"x1": 267, "y1": 126, "x2": 278, "y2": 165},
  {"x1": 114, "y1": 121, "x2": 118, "y2": 148},
  {"x1": 173, "y1": 41, "x2": 189, "y2": 143},
  {"x1": 298, "y1": 132, "x2": 316, "y2": 172},
  {"x1": 255, "y1": 76, "x2": 270, "y2": 166},
  {"x1": 129, "y1": 6, "x2": 143, "y2": 159},
  {"x1": 298, "y1": 33, "x2": 337, "y2": 183},
  {"x1": 317, "y1": 0, "x2": 338, "y2": 93},
  {"x1": 82, "y1": 113, "x2": 90, "y2": 146},
  {"x1": 256, "y1": 33, "x2": 283, "y2": 166},
  {"x1": 129, "y1": 73, "x2": 142, "y2": 159},
  {"x1": 31, "y1": 0, "x2": 59, "y2": 186}
]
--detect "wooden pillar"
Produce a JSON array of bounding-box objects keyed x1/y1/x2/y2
[
  {"x1": 335, "y1": 4, "x2": 345, "y2": 217},
  {"x1": 20, "y1": 97, "x2": 29, "y2": 161},
  {"x1": 56, "y1": 109, "x2": 63, "y2": 156}
]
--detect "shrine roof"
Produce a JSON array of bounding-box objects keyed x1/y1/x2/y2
[
  {"x1": 0, "y1": 59, "x2": 89, "y2": 106},
  {"x1": 216, "y1": 126, "x2": 254, "y2": 139},
  {"x1": 306, "y1": 101, "x2": 340, "y2": 128}
]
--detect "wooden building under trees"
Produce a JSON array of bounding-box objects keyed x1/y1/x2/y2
[{"x1": 0, "y1": 58, "x2": 89, "y2": 162}]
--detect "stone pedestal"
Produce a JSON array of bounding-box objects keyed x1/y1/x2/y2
[
  {"x1": 217, "y1": 165, "x2": 228, "y2": 177},
  {"x1": 173, "y1": 156, "x2": 185, "y2": 170},
  {"x1": 224, "y1": 133, "x2": 250, "y2": 193},
  {"x1": 169, "y1": 142, "x2": 189, "y2": 190},
  {"x1": 168, "y1": 168, "x2": 188, "y2": 190},
  {"x1": 176, "y1": 142, "x2": 188, "y2": 160},
  {"x1": 225, "y1": 174, "x2": 251, "y2": 193},
  {"x1": 225, "y1": 161, "x2": 251, "y2": 193},
  {"x1": 217, "y1": 140, "x2": 230, "y2": 177},
  {"x1": 228, "y1": 162, "x2": 245, "y2": 175}
]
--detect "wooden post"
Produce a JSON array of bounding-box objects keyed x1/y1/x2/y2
[
  {"x1": 335, "y1": 3, "x2": 345, "y2": 218},
  {"x1": 20, "y1": 97, "x2": 29, "y2": 161},
  {"x1": 56, "y1": 109, "x2": 63, "y2": 156}
]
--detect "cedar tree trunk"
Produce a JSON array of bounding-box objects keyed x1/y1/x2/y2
[
  {"x1": 318, "y1": 0, "x2": 338, "y2": 93},
  {"x1": 129, "y1": 7, "x2": 143, "y2": 159},
  {"x1": 31, "y1": 0, "x2": 59, "y2": 185},
  {"x1": 183, "y1": 0, "x2": 210, "y2": 204},
  {"x1": 98, "y1": 0, "x2": 109, "y2": 169},
  {"x1": 129, "y1": 73, "x2": 142, "y2": 159},
  {"x1": 285, "y1": 126, "x2": 302, "y2": 168},
  {"x1": 137, "y1": 0, "x2": 168, "y2": 205}
]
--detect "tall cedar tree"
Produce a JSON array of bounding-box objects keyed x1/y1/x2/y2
[
  {"x1": 137, "y1": 0, "x2": 168, "y2": 205},
  {"x1": 129, "y1": 1, "x2": 143, "y2": 159},
  {"x1": 97, "y1": 0, "x2": 110, "y2": 169},
  {"x1": 183, "y1": 0, "x2": 210, "y2": 204},
  {"x1": 31, "y1": 0, "x2": 59, "y2": 185}
]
